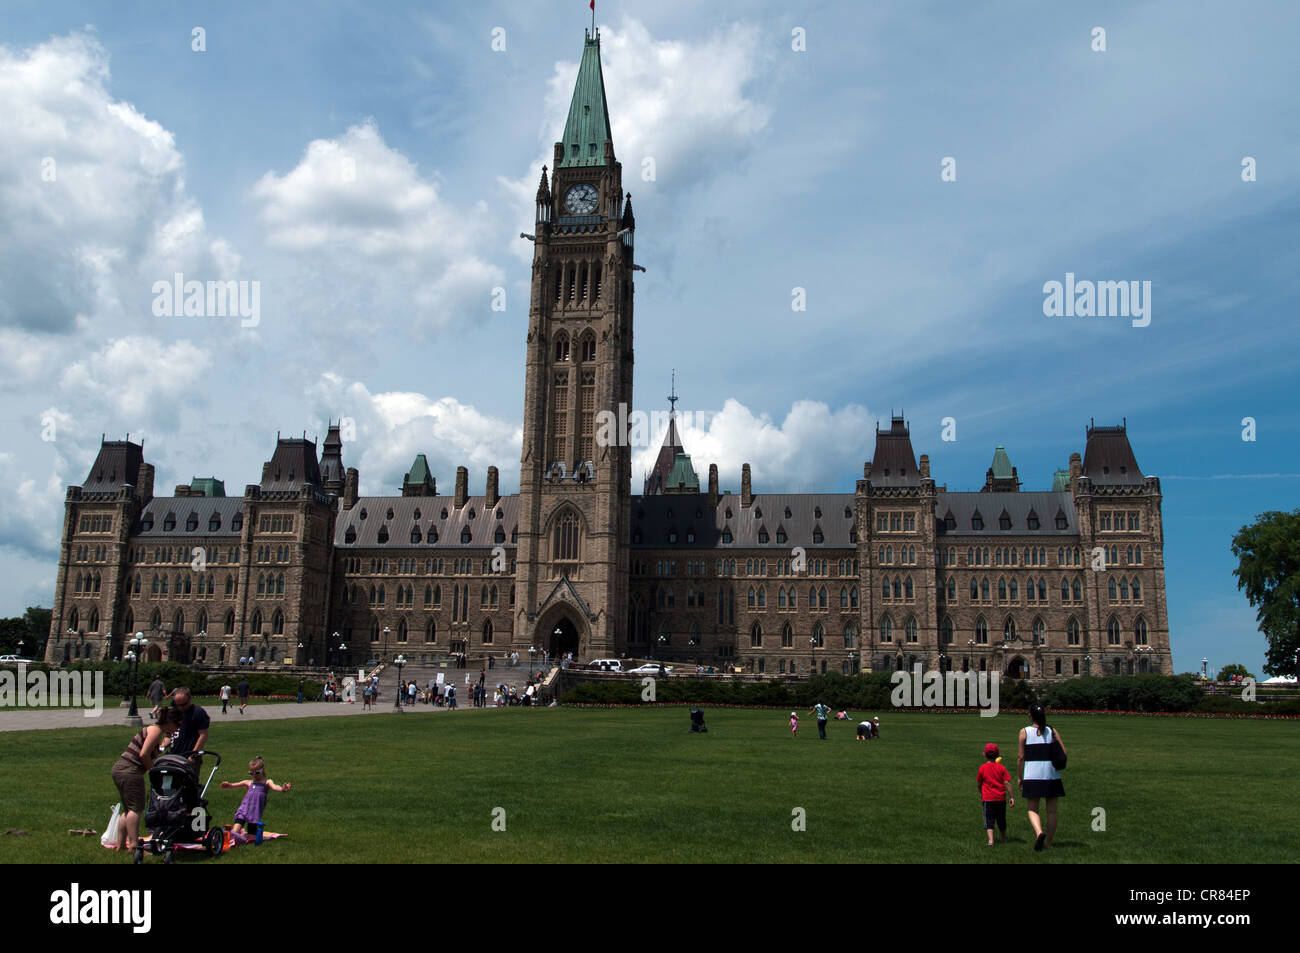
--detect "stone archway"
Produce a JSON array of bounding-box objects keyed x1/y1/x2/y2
[
  {"x1": 536, "y1": 604, "x2": 586, "y2": 662},
  {"x1": 147, "y1": 643, "x2": 163, "y2": 663},
  {"x1": 1006, "y1": 656, "x2": 1027, "y2": 678}
]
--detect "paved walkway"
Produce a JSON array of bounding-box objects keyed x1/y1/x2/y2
[{"x1": 0, "y1": 699, "x2": 457, "y2": 733}]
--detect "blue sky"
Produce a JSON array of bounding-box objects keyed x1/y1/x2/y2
[{"x1": 1, "y1": 0, "x2": 1297, "y2": 675}]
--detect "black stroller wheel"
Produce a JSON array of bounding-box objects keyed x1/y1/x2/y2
[
  {"x1": 133, "y1": 845, "x2": 143, "y2": 865},
  {"x1": 206, "y1": 827, "x2": 224, "y2": 857},
  {"x1": 149, "y1": 839, "x2": 161, "y2": 855}
]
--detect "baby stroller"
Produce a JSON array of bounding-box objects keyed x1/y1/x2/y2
[{"x1": 135, "y1": 749, "x2": 223, "y2": 864}]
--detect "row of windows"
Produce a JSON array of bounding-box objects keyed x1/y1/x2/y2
[
  {"x1": 741, "y1": 586, "x2": 861, "y2": 609},
  {"x1": 875, "y1": 512, "x2": 917, "y2": 533},
  {"x1": 741, "y1": 621, "x2": 859, "y2": 649},
  {"x1": 880, "y1": 546, "x2": 918, "y2": 565},
  {"x1": 942, "y1": 509, "x2": 1065, "y2": 532},
  {"x1": 552, "y1": 330, "x2": 598, "y2": 361},
  {"x1": 345, "y1": 583, "x2": 517, "y2": 611},
  {"x1": 1100, "y1": 511, "x2": 1141, "y2": 532},
  {"x1": 366, "y1": 618, "x2": 496, "y2": 645},
  {"x1": 78, "y1": 515, "x2": 113, "y2": 533},
  {"x1": 139, "y1": 511, "x2": 244, "y2": 533},
  {"x1": 258, "y1": 515, "x2": 295, "y2": 533},
  {"x1": 875, "y1": 614, "x2": 1148, "y2": 646}
]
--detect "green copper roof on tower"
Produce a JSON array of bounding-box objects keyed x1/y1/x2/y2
[
  {"x1": 557, "y1": 31, "x2": 613, "y2": 168},
  {"x1": 1052, "y1": 468, "x2": 1071, "y2": 491},
  {"x1": 990, "y1": 445, "x2": 1014, "y2": 480}
]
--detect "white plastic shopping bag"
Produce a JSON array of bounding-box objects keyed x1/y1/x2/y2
[{"x1": 100, "y1": 803, "x2": 121, "y2": 848}]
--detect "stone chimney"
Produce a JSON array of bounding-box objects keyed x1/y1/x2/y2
[
  {"x1": 343, "y1": 467, "x2": 359, "y2": 510},
  {"x1": 455, "y1": 467, "x2": 469, "y2": 508},
  {"x1": 486, "y1": 466, "x2": 500, "y2": 507},
  {"x1": 741, "y1": 464, "x2": 752, "y2": 507},
  {"x1": 136, "y1": 463, "x2": 155, "y2": 503},
  {"x1": 1069, "y1": 452, "x2": 1083, "y2": 492},
  {"x1": 919, "y1": 454, "x2": 930, "y2": 480},
  {"x1": 708, "y1": 464, "x2": 719, "y2": 507},
  {"x1": 864, "y1": 460, "x2": 871, "y2": 480},
  {"x1": 174, "y1": 484, "x2": 192, "y2": 498}
]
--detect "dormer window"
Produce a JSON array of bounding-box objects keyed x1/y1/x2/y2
[
  {"x1": 345, "y1": 526, "x2": 356, "y2": 544},
  {"x1": 726, "y1": 508, "x2": 733, "y2": 519},
  {"x1": 429, "y1": 527, "x2": 439, "y2": 543},
  {"x1": 496, "y1": 508, "x2": 503, "y2": 520},
  {"x1": 377, "y1": 526, "x2": 389, "y2": 544},
  {"x1": 441, "y1": 508, "x2": 448, "y2": 519},
  {"x1": 776, "y1": 526, "x2": 787, "y2": 544},
  {"x1": 414, "y1": 508, "x2": 421, "y2": 521},
  {"x1": 999, "y1": 513, "x2": 1012, "y2": 531},
  {"x1": 971, "y1": 513, "x2": 984, "y2": 531},
  {"x1": 468, "y1": 508, "x2": 476, "y2": 519},
  {"x1": 411, "y1": 527, "x2": 422, "y2": 544},
  {"x1": 722, "y1": 527, "x2": 733, "y2": 544},
  {"x1": 386, "y1": 508, "x2": 394, "y2": 520},
  {"x1": 359, "y1": 508, "x2": 367, "y2": 520},
  {"x1": 163, "y1": 513, "x2": 176, "y2": 532},
  {"x1": 758, "y1": 526, "x2": 769, "y2": 544},
  {"x1": 209, "y1": 514, "x2": 221, "y2": 532},
  {"x1": 686, "y1": 528, "x2": 695, "y2": 543},
  {"x1": 812, "y1": 525, "x2": 824, "y2": 544},
  {"x1": 1027, "y1": 511, "x2": 1040, "y2": 530},
  {"x1": 784, "y1": 507, "x2": 792, "y2": 519},
  {"x1": 1056, "y1": 515, "x2": 1068, "y2": 530},
  {"x1": 142, "y1": 513, "x2": 154, "y2": 532},
  {"x1": 461, "y1": 529, "x2": 472, "y2": 544},
  {"x1": 231, "y1": 513, "x2": 242, "y2": 531},
  {"x1": 186, "y1": 512, "x2": 199, "y2": 532},
  {"x1": 944, "y1": 513, "x2": 956, "y2": 532}
]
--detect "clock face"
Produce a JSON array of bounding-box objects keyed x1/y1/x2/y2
[{"x1": 564, "y1": 184, "x2": 599, "y2": 215}]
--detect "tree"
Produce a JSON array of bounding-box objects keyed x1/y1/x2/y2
[
  {"x1": 1232, "y1": 510, "x2": 1300, "y2": 680},
  {"x1": 1216, "y1": 663, "x2": 1254, "y2": 682}
]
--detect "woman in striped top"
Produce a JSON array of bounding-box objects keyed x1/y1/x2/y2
[
  {"x1": 109, "y1": 706, "x2": 182, "y2": 852},
  {"x1": 1017, "y1": 703, "x2": 1067, "y2": 852}
]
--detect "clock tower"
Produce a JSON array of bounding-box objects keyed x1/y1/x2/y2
[{"x1": 516, "y1": 29, "x2": 637, "y2": 660}]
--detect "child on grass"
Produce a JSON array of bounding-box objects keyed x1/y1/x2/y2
[
  {"x1": 976, "y1": 743, "x2": 1014, "y2": 845},
  {"x1": 789, "y1": 711, "x2": 799, "y2": 738},
  {"x1": 220, "y1": 756, "x2": 292, "y2": 844}
]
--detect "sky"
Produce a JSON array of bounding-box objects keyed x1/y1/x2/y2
[{"x1": 1, "y1": 0, "x2": 1297, "y2": 676}]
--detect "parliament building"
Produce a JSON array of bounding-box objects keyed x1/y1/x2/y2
[{"x1": 46, "y1": 31, "x2": 1172, "y2": 679}]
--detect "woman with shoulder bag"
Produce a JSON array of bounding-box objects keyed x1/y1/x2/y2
[
  {"x1": 1018, "y1": 703, "x2": 1067, "y2": 851},
  {"x1": 109, "y1": 706, "x2": 183, "y2": 852}
]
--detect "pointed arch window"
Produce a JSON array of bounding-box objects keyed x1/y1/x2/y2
[{"x1": 553, "y1": 510, "x2": 580, "y2": 561}]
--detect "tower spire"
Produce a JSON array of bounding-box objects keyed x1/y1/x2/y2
[
  {"x1": 558, "y1": 27, "x2": 613, "y2": 168},
  {"x1": 667, "y1": 368, "x2": 678, "y2": 417}
]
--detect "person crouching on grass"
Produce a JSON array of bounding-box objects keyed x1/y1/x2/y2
[
  {"x1": 221, "y1": 756, "x2": 291, "y2": 844},
  {"x1": 977, "y1": 743, "x2": 1014, "y2": 846}
]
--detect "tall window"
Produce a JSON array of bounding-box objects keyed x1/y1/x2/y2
[
  {"x1": 577, "y1": 371, "x2": 596, "y2": 462},
  {"x1": 551, "y1": 371, "x2": 569, "y2": 463},
  {"x1": 553, "y1": 511, "x2": 580, "y2": 561}
]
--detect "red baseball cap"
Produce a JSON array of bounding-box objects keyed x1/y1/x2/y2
[{"x1": 984, "y1": 743, "x2": 1000, "y2": 756}]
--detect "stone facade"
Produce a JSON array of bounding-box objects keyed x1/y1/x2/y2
[{"x1": 45, "y1": 31, "x2": 1171, "y2": 679}]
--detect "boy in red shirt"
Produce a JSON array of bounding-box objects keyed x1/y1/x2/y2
[{"x1": 977, "y1": 743, "x2": 1015, "y2": 846}]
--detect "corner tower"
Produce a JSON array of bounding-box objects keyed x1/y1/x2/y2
[{"x1": 516, "y1": 29, "x2": 636, "y2": 660}]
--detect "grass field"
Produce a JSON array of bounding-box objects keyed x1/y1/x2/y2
[{"x1": 0, "y1": 707, "x2": 1295, "y2": 864}]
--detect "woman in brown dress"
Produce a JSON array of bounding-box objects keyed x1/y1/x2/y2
[{"x1": 110, "y1": 706, "x2": 182, "y2": 851}]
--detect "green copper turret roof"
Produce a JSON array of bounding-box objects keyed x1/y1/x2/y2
[
  {"x1": 405, "y1": 454, "x2": 433, "y2": 489},
  {"x1": 1051, "y1": 469, "x2": 1071, "y2": 491},
  {"x1": 190, "y1": 477, "x2": 225, "y2": 497},
  {"x1": 667, "y1": 452, "x2": 700, "y2": 492},
  {"x1": 557, "y1": 32, "x2": 613, "y2": 168},
  {"x1": 990, "y1": 446, "x2": 1014, "y2": 480}
]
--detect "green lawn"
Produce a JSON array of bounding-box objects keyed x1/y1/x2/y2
[{"x1": 0, "y1": 707, "x2": 1294, "y2": 864}]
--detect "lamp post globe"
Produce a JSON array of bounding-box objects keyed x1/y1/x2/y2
[{"x1": 394, "y1": 654, "x2": 406, "y2": 710}]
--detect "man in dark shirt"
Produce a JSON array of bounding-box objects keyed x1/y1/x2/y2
[{"x1": 169, "y1": 686, "x2": 210, "y2": 762}]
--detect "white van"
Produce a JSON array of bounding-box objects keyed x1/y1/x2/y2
[{"x1": 585, "y1": 658, "x2": 623, "y2": 672}]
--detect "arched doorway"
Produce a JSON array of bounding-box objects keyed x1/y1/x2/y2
[
  {"x1": 544, "y1": 616, "x2": 581, "y2": 661},
  {"x1": 147, "y1": 643, "x2": 163, "y2": 663},
  {"x1": 1007, "y1": 656, "x2": 1027, "y2": 678},
  {"x1": 548, "y1": 617, "x2": 580, "y2": 660}
]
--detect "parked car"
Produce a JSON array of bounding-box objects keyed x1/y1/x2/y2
[
  {"x1": 0, "y1": 655, "x2": 33, "y2": 664},
  {"x1": 626, "y1": 663, "x2": 673, "y2": 675},
  {"x1": 584, "y1": 658, "x2": 624, "y2": 672}
]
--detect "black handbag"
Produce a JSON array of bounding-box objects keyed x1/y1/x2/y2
[{"x1": 1048, "y1": 728, "x2": 1067, "y2": 770}]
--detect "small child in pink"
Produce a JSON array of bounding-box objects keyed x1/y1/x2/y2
[{"x1": 789, "y1": 711, "x2": 799, "y2": 738}]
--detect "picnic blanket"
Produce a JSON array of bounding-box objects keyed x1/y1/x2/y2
[{"x1": 102, "y1": 832, "x2": 286, "y2": 851}]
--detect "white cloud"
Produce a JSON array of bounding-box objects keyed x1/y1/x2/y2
[
  {"x1": 250, "y1": 121, "x2": 505, "y2": 332},
  {"x1": 501, "y1": 18, "x2": 772, "y2": 262},
  {"x1": 308, "y1": 373, "x2": 522, "y2": 495},
  {"x1": 0, "y1": 31, "x2": 236, "y2": 334},
  {"x1": 59, "y1": 336, "x2": 212, "y2": 426},
  {"x1": 634, "y1": 398, "x2": 874, "y2": 493}
]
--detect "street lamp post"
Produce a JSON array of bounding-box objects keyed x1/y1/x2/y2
[
  {"x1": 393, "y1": 654, "x2": 406, "y2": 711},
  {"x1": 126, "y1": 632, "x2": 147, "y2": 725}
]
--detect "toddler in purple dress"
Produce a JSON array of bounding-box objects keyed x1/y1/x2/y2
[{"x1": 220, "y1": 756, "x2": 292, "y2": 844}]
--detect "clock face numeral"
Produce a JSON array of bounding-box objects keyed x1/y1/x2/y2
[{"x1": 564, "y1": 184, "x2": 599, "y2": 215}]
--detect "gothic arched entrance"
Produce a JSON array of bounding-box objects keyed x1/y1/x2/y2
[
  {"x1": 548, "y1": 617, "x2": 581, "y2": 660},
  {"x1": 1006, "y1": 656, "x2": 1027, "y2": 678}
]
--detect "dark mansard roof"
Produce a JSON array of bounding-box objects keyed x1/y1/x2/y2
[
  {"x1": 935, "y1": 491, "x2": 1078, "y2": 536},
  {"x1": 131, "y1": 497, "x2": 246, "y2": 538},
  {"x1": 82, "y1": 440, "x2": 144, "y2": 492},
  {"x1": 632, "y1": 493, "x2": 857, "y2": 549},
  {"x1": 1082, "y1": 423, "x2": 1144, "y2": 485},
  {"x1": 335, "y1": 495, "x2": 520, "y2": 548}
]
